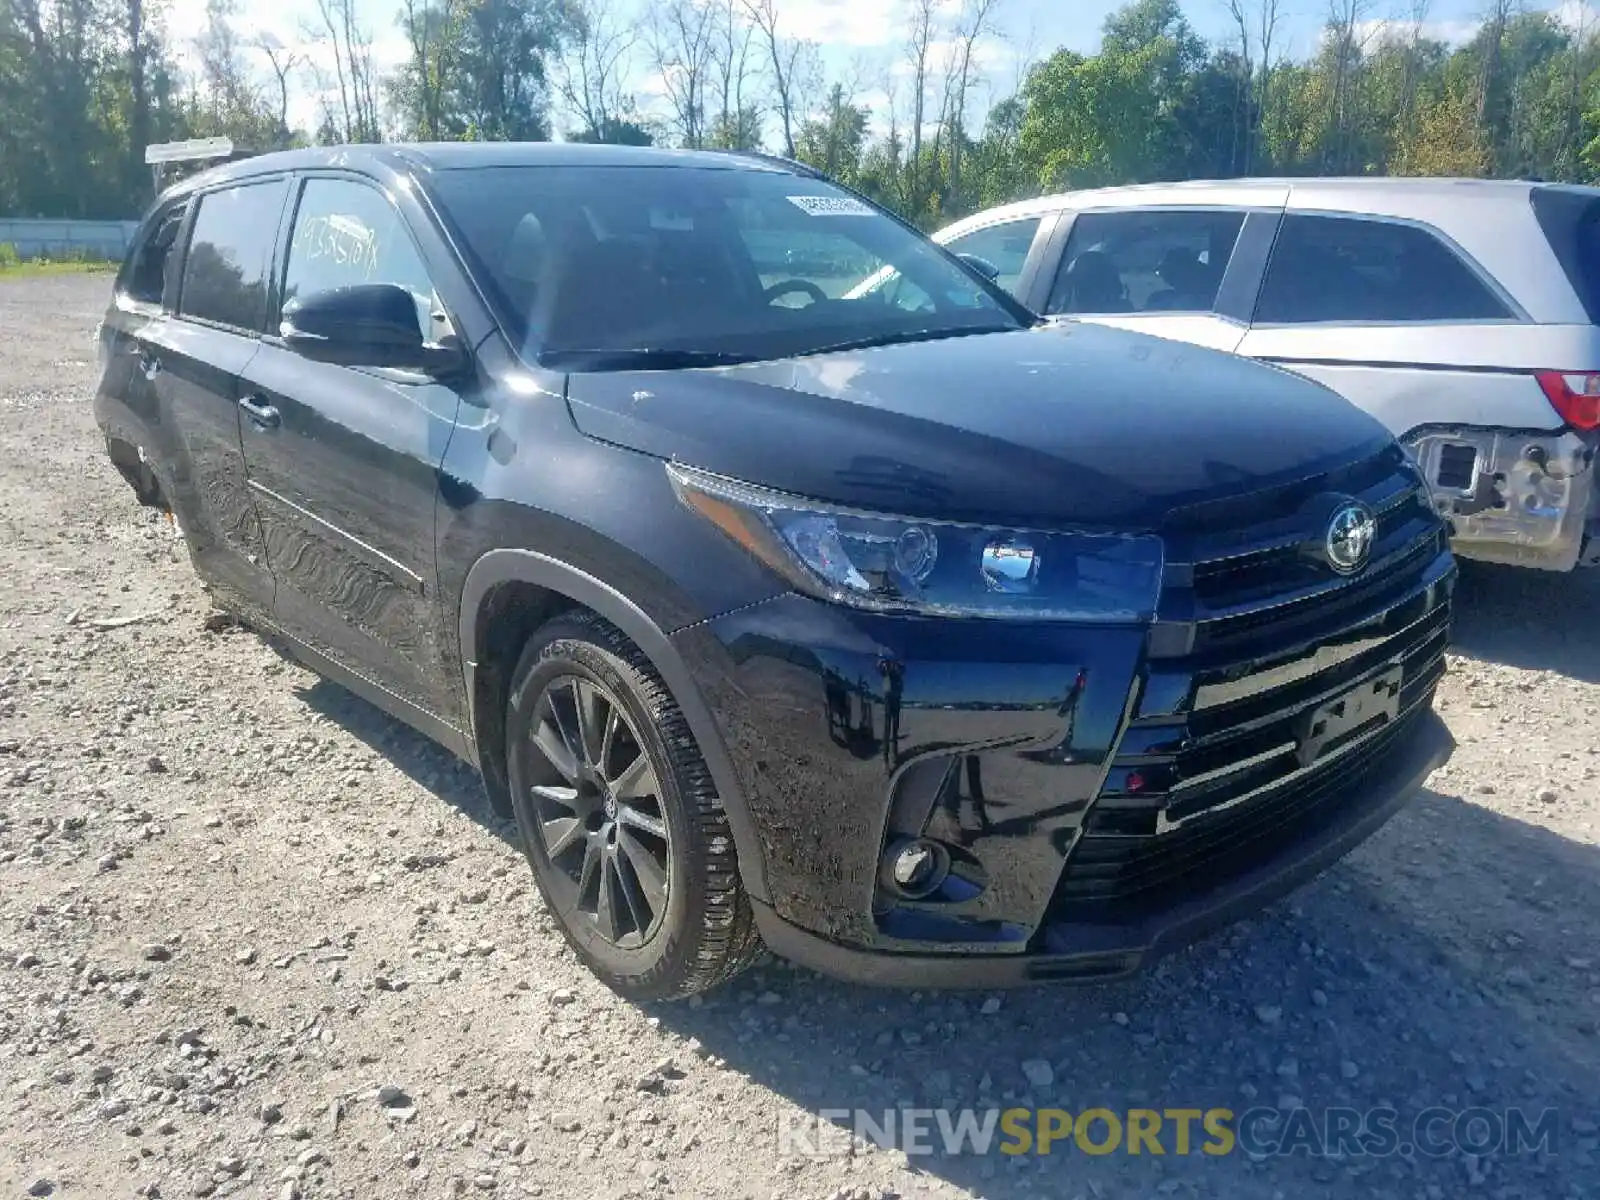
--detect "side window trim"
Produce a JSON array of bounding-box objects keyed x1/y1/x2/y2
[
  {"x1": 267, "y1": 175, "x2": 303, "y2": 338},
  {"x1": 1021, "y1": 209, "x2": 1075, "y2": 312},
  {"x1": 1214, "y1": 209, "x2": 1284, "y2": 324},
  {"x1": 1010, "y1": 212, "x2": 1059, "y2": 304},
  {"x1": 1043, "y1": 204, "x2": 1266, "y2": 320},
  {"x1": 172, "y1": 175, "x2": 293, "y2": 337},
  {"x1": 162, "y1": 199, "x2": 196, "y2": 313},
  {"x1": 1017, "y1": 214, "x2": 1068, "y2": 312},
  {"x1": 1250, "y1": 209, "x2": 1529, "y2": 328}
]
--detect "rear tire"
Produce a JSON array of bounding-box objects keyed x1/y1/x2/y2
[{"x1": 504, "y1": 611, "x2": 762, "y2": 1000}]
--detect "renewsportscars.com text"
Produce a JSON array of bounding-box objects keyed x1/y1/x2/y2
[{"x1": 778, "y1": 1105, "x2": 1563, "y2": 1160}]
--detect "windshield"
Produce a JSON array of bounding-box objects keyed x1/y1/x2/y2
[{"x1": 429, "y1": 164, "x2": 1026, "y2": 368}]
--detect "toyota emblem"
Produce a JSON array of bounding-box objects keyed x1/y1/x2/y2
[{"x1": 1325, "y1": 501, "x2": 1377, "y2": 575}]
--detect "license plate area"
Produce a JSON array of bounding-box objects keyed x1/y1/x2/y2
[{"x1": 1295, "y1": 666, "x2": 1403, "y2": 768}]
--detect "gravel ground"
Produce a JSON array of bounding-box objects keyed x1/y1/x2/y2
[{"x1": 1, "y1": 273, "x2": 1597, "y2": 1200}]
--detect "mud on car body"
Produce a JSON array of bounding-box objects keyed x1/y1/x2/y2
[{"x1": 94, "y1": 143, "x2": 1455, "y2": 998}]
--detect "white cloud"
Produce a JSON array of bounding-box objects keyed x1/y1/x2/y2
[
  {"x1": 1351, "y1": 2, "x2": 1598, "y2": 51},
  {"x1": 1551, "y1": 1, "x2": 1600, "y2": 34},
  {"x1": 885, "y1": 32, "x2": 1015, "y2": 81},
  {"x1": 773, "y1": 0, "x2": 905, "y2": 49},
  {"x1": 634, "y1": 68, "x2": 672, "y2": 102},
  {"x1": 1349, "y1": 17, "x2": 1481, "y2": 48}
]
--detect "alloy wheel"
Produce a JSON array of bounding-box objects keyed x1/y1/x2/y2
[{"x1": 523, "y1": 674, "x2": 672, "y2": 947}]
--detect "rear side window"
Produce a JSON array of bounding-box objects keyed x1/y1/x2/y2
[
  {"x1": 119, "y1": 201, "x2": 188, "y2": 306},
  {"x1": 1255, "y1": 214, "x2": 1512, "y2": 325},
  {"x1": 1531, "y1": 187, "x2": 1600, "y2": 324},
  {"x1": 942, "y1": 217, "x2": 1044, "y2": 294},
  {"x1": 178, "y1": 180, "x2": 289, "y2": 332},
  {"x1": 1045, "y1": 209, "x2": 1245, "y2": 315}
]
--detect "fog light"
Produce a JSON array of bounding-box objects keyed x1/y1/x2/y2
[{"x1": 884, "y1": 837, "x2": 950, "y2": 899}]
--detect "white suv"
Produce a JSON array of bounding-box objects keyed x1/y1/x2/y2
[{"x1": 932, "y1": 179, "x2": 1600, "y2": 572}]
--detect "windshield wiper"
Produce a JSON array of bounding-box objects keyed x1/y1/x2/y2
[
  {"x1": 798, "y1": 325, "x2": 1019, "y2": 358},
  {"x1": 540, "y1": 347, "x2": 759, "y2": 371}
]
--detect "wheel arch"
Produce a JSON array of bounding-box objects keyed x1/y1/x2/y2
[
  {"x1": 457, "y1": 548, "x2": 770, "y2": 904},
  {"x1": 104, "y1": 434, "x2": 170, "y2": 510}
]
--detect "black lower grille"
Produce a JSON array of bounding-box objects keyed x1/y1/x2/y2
[
  {"x1": 1048, "y1": 532, "x2": 1455, "y2": 919},
  {"x1": 1054, "y1": 704, "x2": 1428, "y2": 916}
]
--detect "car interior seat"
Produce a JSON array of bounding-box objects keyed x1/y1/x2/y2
[{"x1": 1060, "y1": 250, "x2": 1132, "y2": 313}]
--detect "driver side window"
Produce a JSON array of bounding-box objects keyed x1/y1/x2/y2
[{"x1": 282, "y1": 178, "x2": 451, "y2": 341}]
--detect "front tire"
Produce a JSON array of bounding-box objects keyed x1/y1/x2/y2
[{"x1": 504, "y1": 612, "x2": 762, "y2": 999}]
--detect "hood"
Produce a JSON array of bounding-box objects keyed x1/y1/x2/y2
[{"x1": 563, "y1": 321, "x2": 1394, "y2": 531}]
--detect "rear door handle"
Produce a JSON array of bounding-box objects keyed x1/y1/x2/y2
[{"x1": 238, "y1": 396, "x2": 281, "y2": 429}]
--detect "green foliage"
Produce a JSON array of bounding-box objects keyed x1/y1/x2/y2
[
  {"x1": 568, "y1": 115, "x2": 654, "y2": 145},
  {"x1": 391, "y1": 0, "x2": 578, "y2": 141},
  {"x1": 794, "y1": 85, "x2": 868, "y2": 182},
  {"x1": 707, "y1": 105, "x2": 763, "y2": 151}
]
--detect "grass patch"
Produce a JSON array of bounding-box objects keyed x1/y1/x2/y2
[
  {"x1": 0, "y1": 259, "x2": 118, "y2": 279},
  {"x1": 0, "y1": 242, "x2": 118, "y2": 278}
]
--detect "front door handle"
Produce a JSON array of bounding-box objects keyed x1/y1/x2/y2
[{"x1": 238, "y1": 396, "x2": 281, "y2": 429}]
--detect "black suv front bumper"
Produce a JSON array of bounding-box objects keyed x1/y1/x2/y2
[
  {"x1": 672, "y1": 541, "x2": 1456, "y2": 987},
  {"x1": 751, "y1": 708, "x2": 1451, "y2": 988}
]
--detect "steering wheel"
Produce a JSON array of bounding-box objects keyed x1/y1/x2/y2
[{"x1": 763, "y1": 279, "x2": 830, "y2": 307}]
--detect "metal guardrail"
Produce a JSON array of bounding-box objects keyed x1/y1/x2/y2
[{"x1": 0, "y1": 218, "x2": 140, "y2": 262}]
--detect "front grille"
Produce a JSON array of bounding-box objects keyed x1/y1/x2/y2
[
  {"x1": 1047, "y1": 444, "x2": 1455, "y2": 921},
  {"x1": 1152, "y1": 443, "x2": 1446, "y2": 661}
]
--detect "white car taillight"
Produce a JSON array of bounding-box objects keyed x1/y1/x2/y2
[{"x1": 1534, "y1": 371, "x2": 1600, "y2": 431}]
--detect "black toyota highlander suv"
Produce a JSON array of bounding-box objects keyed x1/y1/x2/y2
[{"x1": 94, "y1": 143, "x2": 1457, "y2": 999}]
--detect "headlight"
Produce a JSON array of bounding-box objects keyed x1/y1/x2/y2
[{"x1": 668, "y1": 464, "x2": 1163, "y2": 621}]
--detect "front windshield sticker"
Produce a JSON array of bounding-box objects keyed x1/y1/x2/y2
[{"x1": 787, "y1": 195, "x2": 875, "y2": 217}]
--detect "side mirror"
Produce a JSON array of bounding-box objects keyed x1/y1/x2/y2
[
  {"x1": 281, "y1": 283, "x2": 465, "y2": 375},
  {"x1": 956, "y1": 253, "x2": 1001, "y2": 282}
]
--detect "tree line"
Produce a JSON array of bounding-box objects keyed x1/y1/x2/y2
[{"x1": 4, "y1": 0, "x2": 1600, "y2": 229}]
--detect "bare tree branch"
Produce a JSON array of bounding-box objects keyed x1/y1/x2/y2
[
  {"x1": 255, "y1": 32, "x2": 303, "y2": 138},
  {"x1": 557, "y1": 0, "x2": 639, "y2": 140},
  {"x1": 903, "y1": 0, "x2": 936, "y2": 210},
  {"x1": 650, "y1": 0, "x2": 716, "y2": 148},
  {"x1": 741, "y1": 0, "x2": 815, "y2": 157},
  {"x1": 946, "y1": 0, "x2": 1001, "y2": 198}
]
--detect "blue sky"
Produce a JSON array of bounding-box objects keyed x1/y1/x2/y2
[{"x1": 178, "y1": 0, "x2": 1580, "y2": 138}]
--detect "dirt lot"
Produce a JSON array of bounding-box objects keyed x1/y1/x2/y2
[{"x1": 1, "y1": 272, "x2": 1597, "y2": 1200}]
